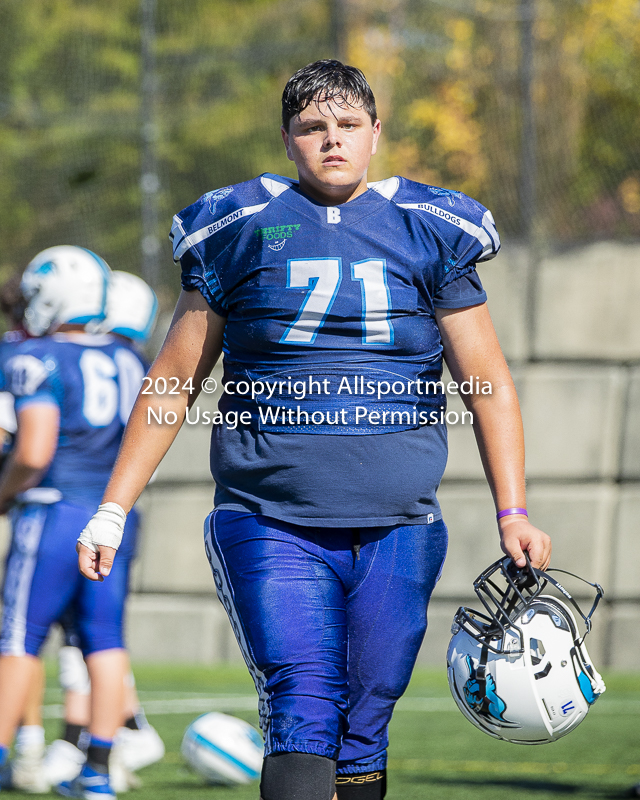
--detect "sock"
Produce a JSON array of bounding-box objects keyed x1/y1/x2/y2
[
  {"x1": 63, "y1": 723, "x2": 86, "y2": 749},
  {"x1": 336, "y1": 770, "x2": 387, "y2": 799},
  {"x1": 135, "y1": 707, "x2": 149, "y2": 729},
  {"x1": 78, "y1": 728, "x2": 91, "y2": 753},
  {"x1": 15, "y1": 725, "x2": 45, "y2": 753},
  {"x1": 125, "y1": 708, "x2": 148, "y2": 731},
  {"x1": 0, "y1": 745, "x2": 8, "y2": 768},
  {"x1": 261, "y1": 753, "x2": 336, "y2": 800},
  {"x1": 86, "y1": 736, "x2": 112, "y2": 775}
]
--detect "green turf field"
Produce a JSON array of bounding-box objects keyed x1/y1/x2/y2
[{"x1": 42, "y1": 664, "x2": 640, "y2": 799}]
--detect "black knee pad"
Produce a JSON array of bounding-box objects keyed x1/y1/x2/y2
[
  {"x1": 260, "y1": 752, "x2": 336, "y2": 800},
  {"x1": 336, "y1": 769, "x2": 387, "y2": 799}
]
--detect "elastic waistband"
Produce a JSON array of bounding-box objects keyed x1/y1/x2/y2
[{"x1": 220, "y1": 361, "x2": 446, "y2": 434}]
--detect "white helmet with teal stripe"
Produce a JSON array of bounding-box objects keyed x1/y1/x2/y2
[
  {"x1": 101, "y1": 271, "x2": 158, "y2": 343},
  {"x1": 21, "y1": 245, "x2": 110, "y2": 336},
  {"x1": 447, "y1": 556, "x2": 606, "y2": 744}
]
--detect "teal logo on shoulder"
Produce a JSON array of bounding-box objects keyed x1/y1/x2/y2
[
  {"x1": 203, "y1": 186, "x2": 233, "y2": 215},
  {"x1": 429, "y1": 186, "x2": 464, "y2": 207}
]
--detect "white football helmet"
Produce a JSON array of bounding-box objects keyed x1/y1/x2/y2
[
  {"x1": 447, "y1": 556, "x2": 605, "y2": 745},
  {"x1": 21, "y1": 246, "x2": 110, "y2": 336},
  {"x1": 101, "y1": 271, "x2": 158, "y2": 343}
]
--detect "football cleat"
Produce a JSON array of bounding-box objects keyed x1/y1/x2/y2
[
  {"x1": 448, "y1": 555, "x2": 605, "y2": 744},
  {"x1": 108, "y1": 748, "x2": 141, "y2": 794},
  {"x1": 57, "y1": 764, "x2": 115, "y2": 799},
  {"x1": 113, "y1": 725, "x2": 164, "y2": 772},
  {"x1": 44, "y1": 740, "x2": 86, "y2": 786},
  {"x1": 7, "y1": 741, "x2": 50, "y2": 794}
]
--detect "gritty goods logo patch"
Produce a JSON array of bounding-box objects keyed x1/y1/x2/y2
[{"x1": 255, "y1": 224, "x2": 300, "y2": 251}]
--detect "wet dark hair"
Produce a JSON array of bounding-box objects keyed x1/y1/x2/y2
[{"x1": 281, "y1": 60, "x2": 377, "y2": 131}]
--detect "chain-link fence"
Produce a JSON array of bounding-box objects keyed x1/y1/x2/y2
[{"x1": 1, "y1": 0, "x2": 639, "y2": 298}]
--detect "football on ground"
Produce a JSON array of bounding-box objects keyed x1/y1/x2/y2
[
  {"x1": 181, "y1": 711, "x2": 263, "y2": 785},
  {"x1": 39, "y1": 663, "x2": 640, "y2": 799}
]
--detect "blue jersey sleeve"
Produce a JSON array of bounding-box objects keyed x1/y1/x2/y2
[
  {"x1": 170, "y1": 193, "x2": 230, "y2": 317},
  {"x1": 390, "y1": 178, "x2": 500, "y2": 292},
  {"x1": 170, "y1": 177, "x2": 285, "y2": 317},
  {"x1": 5, "y1": 352, "x2": 60, "y2": 411},
  {"x1": 433, "y1": 271, "x2": 487, "y2": 309}
]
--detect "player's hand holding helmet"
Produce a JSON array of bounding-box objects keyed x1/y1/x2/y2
[
  {"x1": 20, "y1": 245, "x2": 111, "y2": 336},
  {"x1": 447, "y1": 555, "x2": 605, "y2": 744}
]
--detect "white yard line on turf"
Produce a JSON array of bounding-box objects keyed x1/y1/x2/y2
[{"x1": 41, "y1": 695, "x2": 640, "y2": 719}]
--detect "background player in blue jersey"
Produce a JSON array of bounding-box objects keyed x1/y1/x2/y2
[
  {"x1": 42, "y1": 270, "x2": 163, "y2": 793},
  {"x1": 0, "y1": 246, "x2": 149, "y2": 799},
  {"x1": 0, "y1": 275, "x2": 53, "y2": 794},
  {"x1": 0, "y1": 275, "x2": 27, "y2": 469},
  {"x1": 78, "y1": 61, "x2": 552, "y2": 800}
]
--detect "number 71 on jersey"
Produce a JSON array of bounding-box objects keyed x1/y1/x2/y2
[{"x1": 280, "y1": 258, "x2": 394, "y2": 346}]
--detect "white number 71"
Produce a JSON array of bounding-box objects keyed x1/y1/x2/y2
[{"x1": 280, "y1": 257, "x2": 393, "y2": 345}]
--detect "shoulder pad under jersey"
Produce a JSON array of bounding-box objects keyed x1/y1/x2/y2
[
  {"x1": 370, "y1": 176, "x2": 500, "y2": 265},
  {"x1": 170, "y1": 174, "x2": 296, "y2": 263}
]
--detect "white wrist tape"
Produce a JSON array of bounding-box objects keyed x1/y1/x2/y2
[{"x1": 77, "y1": 502, "x2": 127, "y2": 553}]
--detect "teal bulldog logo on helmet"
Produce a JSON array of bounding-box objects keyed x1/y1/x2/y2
[{"x1": 463, "y1": 655, "x2": 512, "y2": 724}]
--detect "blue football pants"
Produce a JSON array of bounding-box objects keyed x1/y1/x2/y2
[
  {"x1": 205, "y1": 509, "x2": 448, "y2": 774},
  {"x1": 0, "y1": 501, "x2": 137, "y2": 657}
]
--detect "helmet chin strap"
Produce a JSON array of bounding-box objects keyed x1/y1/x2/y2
[
  {"x1": 524, "y1": 562, "x2": 604, "y2": 642},
  {"x1": 475, "y1": 643, "x2": 491, "y2": 714}
]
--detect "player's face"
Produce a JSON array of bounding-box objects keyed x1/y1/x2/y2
[{"x1": 281, "y1": 97, "x2": 381, "y2": 206}]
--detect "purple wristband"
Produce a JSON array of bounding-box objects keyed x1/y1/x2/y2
[{"x1": 496, "y1": 507, "x2": 528, "y2": 520}]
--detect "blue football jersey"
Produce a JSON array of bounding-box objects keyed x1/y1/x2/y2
[
  {"x1": 171, "y1": 174, "x2": 498, "y2": 525},
  {"x1": 0, "y1": 331, "x2": 27, "y2": 458},
  {"x1": 173, "y1": 174, "x2": 498, "y2": 433},
  {"x1": 4, "y1": 333, "x2": 147, "y2": 506}
]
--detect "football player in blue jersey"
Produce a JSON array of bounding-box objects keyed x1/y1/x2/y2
[
  {"x1": 0, "y1": 275, "x2": 27, "y2": 467},
  {"x1": 79, "y1": 61, "x2": 552, "y2": 800},
  {"x1": 0, "y1": 247, "x2": 149, "y2": 799},
  {"x1": 43, "y1": 271, "x2": 164, "y2": 793},
  {"x1": 0, "y1": 275, "x2": 53, "y2": 794}
]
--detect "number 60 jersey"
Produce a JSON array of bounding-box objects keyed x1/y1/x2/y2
[
  {"x1": 172, "y1": 173, "x2": 500, "y2": 526},
  {"x1": 3, "y1": 333, "x2": 146, "y2": 507}
]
